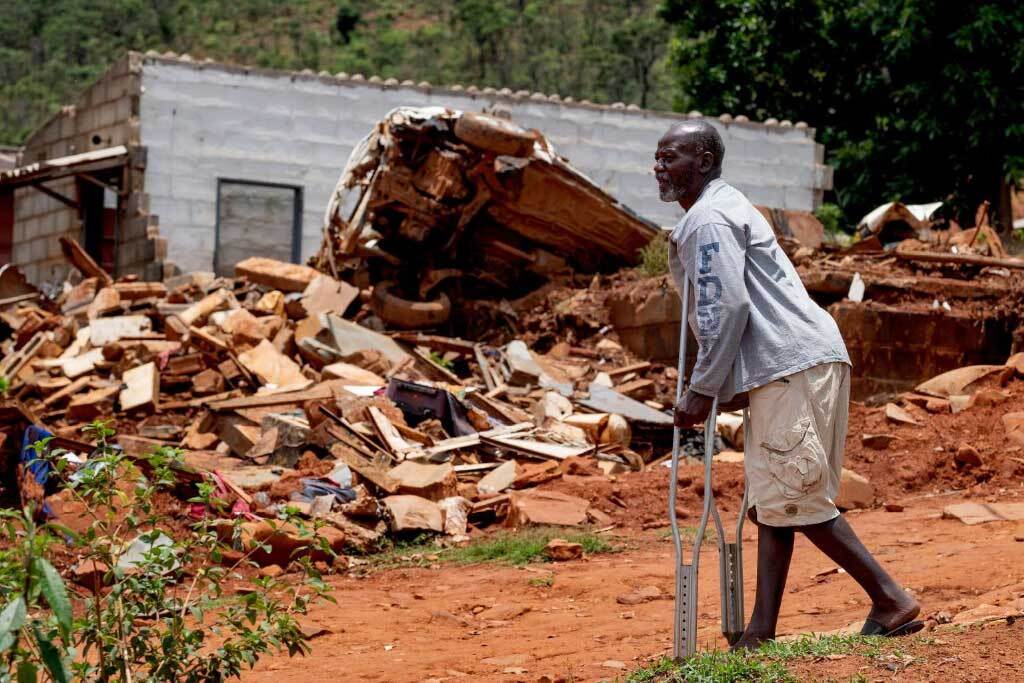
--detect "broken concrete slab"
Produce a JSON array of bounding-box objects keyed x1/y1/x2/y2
[
  {"x1": 942, "y1": 502, "x2": 1024, "y2": 525},
  {"x1": 884, "y1": 402, "x2": 920, "y2": 426},
  {"x1": 382, "y1": 495, "x2": 444, "y2": 532},
  {"x1": 476, "y1": 460, "x2": 517, "y2": 496},
  {"x1": 506, "y1": 490, "x2": 590, "y2": 527},
  {"x1": 388, "y1": 461, "x2": 458, "y2": 501},
  {"x1": 915, "y1": 365, "x2": 1003, "y2": 398},
  {"x1": 301, "y1": 274, "x2": 359, "y2": 317},
  {"x1": 577, "y1": 382, "x2": 673, "y2": 427}
]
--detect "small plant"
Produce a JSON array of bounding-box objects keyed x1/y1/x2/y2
[
  {"x1": 628, "y1": 652, "x2": 793, "y2": 683},
  {"x1": 428, "y1": 351, "x2": 455, "y2": 371},
  {"x1": 0, "y1": 420, "x2": 334, "y2": 682},
  {"x1": 814, "y1": 202, "x2": 845, "y2": 237},
  {"x1": 0, "y1": 376, "x2": 9, "y2": 396},
  {"x1": 638, "y1": 230, "x2": 670, "y2": 277}
]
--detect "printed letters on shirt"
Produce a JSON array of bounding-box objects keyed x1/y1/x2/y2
[{"x1": 696, "y1": 241, "x2": 722, "y2": 339}]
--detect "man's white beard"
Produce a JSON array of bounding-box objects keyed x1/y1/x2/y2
[{"x1": 659, "y1": 184, "x2": 684, "y2": 202}]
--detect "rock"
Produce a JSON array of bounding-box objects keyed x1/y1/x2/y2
[
  {"x1": 587, "y1": 507, "x2": 614, "y2": 525},
  {"x1": 949, "y1": 394, "x2": 972, "y2": 413},
  {"x1": 1003, "y1": 412, "x2": 1024, "y2": 447},
  {"x1": 972, "y1": 388, "x2": 1010, "y2": 407},
  {"x1": 1014, "y1": 534, "x2": 1024, "y2": 543},
  {"x1": 259, "y1": 564, "x2": 284, "y2": 578},
  {"x1": 916, "y1": 365, "x2": 1002, "y2": 398},
  {"x1": 506, "y1": 490, "x2": 590, "y2": 527},
  {"x1": 438, "y1": 496, "x2": 471, "y2": 537},
  {"x1": 544, "y1": 538, "x2": 583, "y2": 561},
  {"x1": 192, "y1": 368, "x2": 225, "y2": 395},
  {"x1": 512, "y1": 460, "x2": 562, "y2": 489},
  {"x1": 955, "y1": 444, "x2": 983, "y2": 468},
  {"x1": 884, "y1": 402, "x2": 920, "y2": 426},
  {"x1": 925, "y1": 397, "x2": 950, "y2": 413},
  {"x1": 616, "y1": 585, "x2": 664, "y2": 604},
  {"x1": 1006, "y1": 352, "x2": 1024, "y2": 376},
  {"x1": 884, "y1": 503, "x2": 905, "y2": 512},
  {"x1": 234, "y1": 521, "x2": 346, "y2": 567},
  {"x1": 601, "y1": 661, "x2": 627, "y2": 670},
  {"x1": 861, "y1": 433, "x2": 898, "y2": 450},
  {"x1": 479, "y1": 604, "x2": 531, "y2": 621},
  {"x1": 388, "y1": 461, "x2": 458, "y2": 501},
  {"x1": 952, "y1": 602, "x2": 1024, "y2": 624},
  {"x1": 382, "y1": 495, "x2": 444, "y2": 532},
  {"x1": 534, "y1": 391, "x2": 573, "y2": 422},
  {"x1": 71, "y1": 559, "x2": 111, "y2": 590},
  {"x1": 835, "y1": 468, "x2": 874, "y2": 510},
  {"x1": 477, "y1": 460, "x2": 518, "y2": 496}
]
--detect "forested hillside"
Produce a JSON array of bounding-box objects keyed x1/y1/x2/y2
[{"x1": 0, "y1": 0, "x2": 670, "y2": 146}]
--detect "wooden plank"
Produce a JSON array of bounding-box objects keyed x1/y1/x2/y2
[
  {"x1": 206, "y1": 380, "x2": 349, "y2": 411},
  {"x1": 607, "y1": 361, "x2": 651, "y2": 379},
  {"x1": 895, "y1": 250, "x2": 1024, "y2": 270},
  {"x1": 474, "y1": 343, "x2": 498, "y2": 392},
  {"x1": 409, "y1": 347, "x2": 462, "y2": 385},
  {"x1": 367, "y1": 406, "x2": 415, "y2": 457},
  {"x1": 59, "y1": 236, "x2": 112, "y2": 286},
  {"x1": 113, "y1": 282, "x2": 167, "y2": 301},
  {"x1": 120, "y1": 362, "x2": 159, "y2": 412},
  {"x1": 423, "y1": 422, "x2": 533, "y2": 459},
  {"x1": 235, "y1": 257, "x2": 320, "y2": 292},
  {"x1": 482, "y1": 435, "x2": 595, "y2": 461},
  {"x1": 187, "y1": 325, "x2": 229, "y2": 352},
  {"x1": 392, "y1": 333, "x2": 476, "y2": 355}
]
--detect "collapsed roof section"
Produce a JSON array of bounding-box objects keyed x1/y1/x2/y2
[{"x1": 315, "y1": 107, "x2": 660, "y2": 329}]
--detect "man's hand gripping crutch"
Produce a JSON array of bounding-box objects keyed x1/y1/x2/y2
[{"x1": 668, "y1": 277, "x2": 750, "y2": 660}]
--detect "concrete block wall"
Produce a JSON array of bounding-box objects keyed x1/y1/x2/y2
[
  {"x1": 139, "y1": 54, "x2": 832, "y2": 275},
  {"x1": 11, "y1": 178, "x2": 79, "y2": 284},
  {"x1": 13, "y1": 54, "x2": 163, "y2": 284}
]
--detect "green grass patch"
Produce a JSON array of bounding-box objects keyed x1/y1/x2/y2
[
  {"x1": 628, "y1": 634, "x2": 893, "y2": 682},
  {"x1": 369, "y1": 527, "x2": 617, "y2": 569},
  {"x1": 628, "y1": 652, "x2": 793, "y2": 683}
]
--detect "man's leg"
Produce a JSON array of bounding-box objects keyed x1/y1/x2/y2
[
  {"x1": 732, "y1": 508, "x2": 795, "y2": 650},
  {"x1": 801, "y1": 515, "x2": 920, "y2": 631}
]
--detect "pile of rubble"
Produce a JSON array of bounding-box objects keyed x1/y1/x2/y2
[{"x1": 1, "y1": 233, "x2": 715, "y2": 567}]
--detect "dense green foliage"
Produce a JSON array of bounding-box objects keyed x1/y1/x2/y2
[
  {"x1": 2, "y1": 0, "x2": 1020, "y2": 227},
  {"x1": 663, "y1": 0, "x2": 1024, "y2": 227},
  {"x1": 0, "y1": 0, "x2": 670, "y2": 146}
]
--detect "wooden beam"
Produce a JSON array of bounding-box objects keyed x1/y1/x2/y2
[
  {"x1": 895, "y1": 250, "x2": 1024, "y2": 270},
  {"x1": 34, "y1": 182, "x2": 78, "y2": 209}
]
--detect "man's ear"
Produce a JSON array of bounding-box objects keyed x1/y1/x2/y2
[{"x1": 699, "y1": 151, "x2": 715, "y2": 174}]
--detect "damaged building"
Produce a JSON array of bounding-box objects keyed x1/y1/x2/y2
[{"x1": 1, "y1": 51, "x2": 832, "y2": 286}]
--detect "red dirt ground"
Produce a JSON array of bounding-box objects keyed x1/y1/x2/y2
[{"x1": 244, "y1": 497, "x2": 1024, "y2": 682}]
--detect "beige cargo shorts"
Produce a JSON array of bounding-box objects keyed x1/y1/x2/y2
[{"x1": 744, "y1": 362, "x2": 850, "y2": 527}]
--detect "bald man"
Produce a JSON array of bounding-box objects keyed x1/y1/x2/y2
[{"x1": 655, "y1": 121, "x2": 921, "y2": 649}]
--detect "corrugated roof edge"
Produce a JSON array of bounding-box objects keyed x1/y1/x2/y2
[{"x1": 137, "y1": 50, "x2": 817, "y2": 139}]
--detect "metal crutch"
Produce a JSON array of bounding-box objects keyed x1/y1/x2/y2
[{"x1": 668, "y1": 279, "x2": 750, "y2": 660}]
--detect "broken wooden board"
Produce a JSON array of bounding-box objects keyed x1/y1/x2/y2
[
  {"x1": 301, "y1": 274, "x2": 359, "y2": 317},
  {"x1": 321, "y1": 362, "x2": 385, "y2": 385},
  {"x1": 59, "y1": 236, "x2": 112, "y2": 286},
  {"x1": 178, "y1": 289, "x2": 232, "y2": 326},
  {"x1": 235, "y1": 257, "x2": 320, "y2": 292},
  {"x1": 577, "y1": 382, "x2": 673, "y2": 426},
  {"x1": 483, "y1": 435, "x2": 594, "y2": 461},
  {"x1": 120, "y1": 362, "x2": 159, "y2": 412},
  {"x1": 367, "y1": 406, "x2": 416, "y2": 458}
]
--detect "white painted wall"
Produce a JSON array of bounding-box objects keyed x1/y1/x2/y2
[{"x1": 139, "y1": 58, "x2": 831, "y2": 275}]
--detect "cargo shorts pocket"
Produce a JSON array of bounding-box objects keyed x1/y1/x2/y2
[{"x1": 761, "y1": 417, "x2": 824, "y2": 500}]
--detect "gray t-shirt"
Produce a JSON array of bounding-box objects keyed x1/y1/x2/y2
[{"x1": 668, "y1": 179, "x2": 850, "y2": 401}]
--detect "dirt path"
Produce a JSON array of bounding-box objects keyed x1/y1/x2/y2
[{"x1": 244, "y1": 496, "x2": 1024, "y2": 682}]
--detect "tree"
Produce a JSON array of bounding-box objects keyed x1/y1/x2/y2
[{"x1": 661, "y1": 0, "x2": 1024, "y2": 230}]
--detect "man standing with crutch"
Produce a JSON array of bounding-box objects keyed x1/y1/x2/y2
[{"x1": 655, "y1": 120, "x2": 922, "y2": 651}]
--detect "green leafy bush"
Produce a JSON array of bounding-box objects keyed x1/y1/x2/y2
[
  {"x1": 638, "y1": 230, "x2": 670, "y2": 277},
  {"x1": 0, "y1": 420, "x2": 334, "y2": 682}
]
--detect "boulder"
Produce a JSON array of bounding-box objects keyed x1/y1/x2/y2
[
  {"x1": 954, "y1": 444, "x2": 983, "y2": 468},
  {"x1": 835, "y1": 468, "x2": 874, "y2": 511},
  {"x1": 544, "y1": 538, "x2": 583, "y2": 561}
]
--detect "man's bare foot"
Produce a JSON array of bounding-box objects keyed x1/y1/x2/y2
[
  {"x1": 862, "y1": 590, "x2": 920, "y2": 634},
  {"x1": 729, "y1": 631, "x2": 773, "y2": 652}
]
